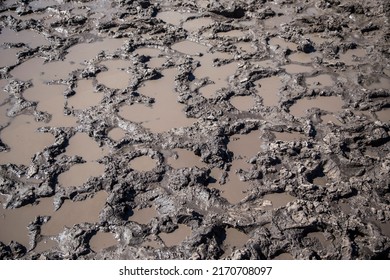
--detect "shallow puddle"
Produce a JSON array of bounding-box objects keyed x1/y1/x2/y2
[
  {"x1": 253, "y1": 59, "x2": 278, "y2": 69},
  {"x1": 133, "y1": 47, "x2": 161, "y2": 57},
  {"x1": 128, "y1": 206, "x2": 158, "y2": 224},
  {"x1": 365, "y1": 77, "x2": 390, "y2": 90},
  {"x1": 212, "y1": 160, "x2": 251, "y2": 204},
  {"x1": 167, "y1": 148, "x2": 206, "y2": 169},
  {"x1": 282, "y1": 64, "x2": 314, "y2": 74},
  {"x1": 0, "y1": 103, "x2": 12, "y2": 127},
  {"x1": 273, "y1": 252, "x2": 294, "y2": 260},
  {"x1": 108, "y1": 127, "x2": 126, "y2": 141},
  {"x1": 159, "y1": 224, "x2": 191, "y2": 247},
  {"x1": 89, "y1": 231, "x2": 118, "y2": 252},
  {"x1": 24, "y1": 82, "x2": 78, "y2": 127},
  {"x1": 194, "y1": 52, "x2": 237, "y2": 98},
  {"x1": 171, "y1": 40, "x2": 208, "y2": 55},
  {"x1": 58, "y1": 162, "x2": 105, "y2": 188},
  {"x1": 375, "y1": 108, "x2": 390, "y2": 122},
  {"x1": 221, "y1": 227, "x2": 249, "y2": 258},
  {"x1": 0, "y1": 114, "x2": 55, "y2": 165},
  {"x1": 289, "y1": 96, "x2": 343, "y2": 118},
  {"x1": 306, "y1": 33, "x2": 328, "y2": 45},
  {"x1": 0, "y1": 192, "x2": 107, "y2": 246},
  {"x1": 156, "y1": 11, "x2": 188, "y2": 26},
  {"x1": 130, "y1": 156, "x2": 156, "y2": 172},
  {"x1": 273, "y1": 131, "x2": 305, "y2": 141},
  {"x1": 0, "y1": 48, "x2": 20, "y2": 68},
  {"x1": 64, "y1": 38, "x2": 125, "y2": 65},
  {"x1": 147, "y1": 57, "x2": 166, "y2": 68},
  {"x1": 30, "y1": 0, "x2": 59, "y2": 9},
  {"x1": 64, "y1": 132, "x2": 107, "y2": 161},
  {"x1": 264, "y1": 15, "x2": 293, "y2": 29},
  {"x1": 263, "y1": 192, "x2": 296, "y2": 209},
  {"x1": 228, "y1": 130, "x2": 262, "y2": 158},
  {"x1": 236, "y1": 42, "x2": 255, "y2": 53},
  {"x1": 218, "y1": 30, "x2": 246, "y2": 38},
  {"x1": 339, "y1": 48, "x2": 366, "y2": 65},
  {"x1": 97, "y1": 60, "x2": 131, "y2": 89},
  {"x1": 0, "y1": 28, "x2": 49, "y2": 48},
  {"x1": 255, "y1": 76, "x2": 283, "y2": 106},
  {"x1": 0, "y1": 195, "x2": 53, "y2": 247},
  {"x1": 306, "y1": 74, "x2": 334, "y2": 89},
  {"x1": 134, "y1": 47, "x2": 165, "y2": 68},
  {"x1": 41, "y1": 191, "x2": 107, "y2": 236},
  {"x1": 230, "y1": 95, "x2": 255, "y2": 111},
  {"x1": 119, "y1": 68, "x2": 195, "y2": 133},
  {"x1": 269, "y1": 37, "x2": 297, "y2": 50},
  {"x1": 34, "y1": 238, "x2": 57, "y2": 253},
  {"x1": 10, "y1": 57, "x2": 78, "y2": 82},
  {"x1": 183, "y1": 17, "x2": 214, "y2": 32},
  {"x1": 289, "y1": 52, "x2": 320, "y2": 64},
  {"x1": 67, "y1": 80, "x2": 103, "y2": 109}
]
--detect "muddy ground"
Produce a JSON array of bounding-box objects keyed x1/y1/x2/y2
[{"x1": 0, "y1": 0, "x2": 389, "y2": 260}]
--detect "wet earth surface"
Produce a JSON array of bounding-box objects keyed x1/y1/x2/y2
[{"x1": 0, "y1": 0, "x2": 389, "y2": 260}]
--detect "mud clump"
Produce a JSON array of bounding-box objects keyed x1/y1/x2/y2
[{"x1": 0, "y1": 0, "x2": 389, "y2": 260}]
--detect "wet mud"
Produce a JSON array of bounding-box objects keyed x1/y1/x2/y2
[{"x1": 0, "y1": 0, "x2": 389, "y2": 260}]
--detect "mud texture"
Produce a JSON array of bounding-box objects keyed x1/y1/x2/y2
[{"x1": 0, "y1": 0, "x2": 389, "y2": 260}]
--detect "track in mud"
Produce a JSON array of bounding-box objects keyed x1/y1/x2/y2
[{"x1": 0, "y1": 0, "x2": 389, "y2": 260}]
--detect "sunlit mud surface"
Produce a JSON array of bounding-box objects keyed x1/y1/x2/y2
[{"x1": 0, "y1": 0, "x2": 389, "y2": 260}]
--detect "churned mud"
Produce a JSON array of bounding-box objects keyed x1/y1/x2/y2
[{"x1": 0, "y1": 0, "x2": 389, "y2": 260}]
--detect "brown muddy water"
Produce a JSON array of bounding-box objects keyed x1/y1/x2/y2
[
  {"x1": 108, "y1": 127, "x2": 126, "y2": 141},
  {"x1": 128, "y1": 206, "x2": 158, "y2": 224},
  {"x1": 167, "y1": 148, "x2": 206, "y2": 169},
  {"x1": 230, "y1": 95, "x2": 255, "y2": 111},
  {"x1": 289, "y1": 96, "x2": 344, "y2": 118},
  {"x1": 0, "y1": 114, "x2": 55, "y2": 165},
  {"x1": 0, "y1": 191, "x2": 107, "y2": 247},
  {"x1": 130, "y1": 156, "x2": 157, "y2": 172},
  {"x1": 0, "y1": 48, "x2": 19, "y2": 68},
  {"x1": 209, "y1": 130, "x2": 262, "y2": 204},
  {"x1": 67, "y1": 80, "x2": 103, "y2": 110},
  {"x1": 89, "y1": 231, "x2": 118, "y2": 252},
  {"x1": 255, "y1": 76, "x2": 283, "y2": 107},
  {"x1": 159, "y1": 224, "x2": 191, "y2": 247},
  {"x1": 58, "y1": 162, "x2": 105, "y2": 188},
  {"x1": 282, "y1": 64, "x2": 314, "y2": 74},
  {"x1": 97, "y1": 60, "x2": 131, "y2": 89},
  {"x1": 221, "y1": 227, "x2": 249, "y2": 258},
  {"x1": 0, "y1": 0, "x2": 389, "y2": 260},
  {"x1": 119, "y1": 68, "x2": 195, "y2": 133},
  {"x1": 262, "y1": 193, "x2": 296, "y2": 209}
]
